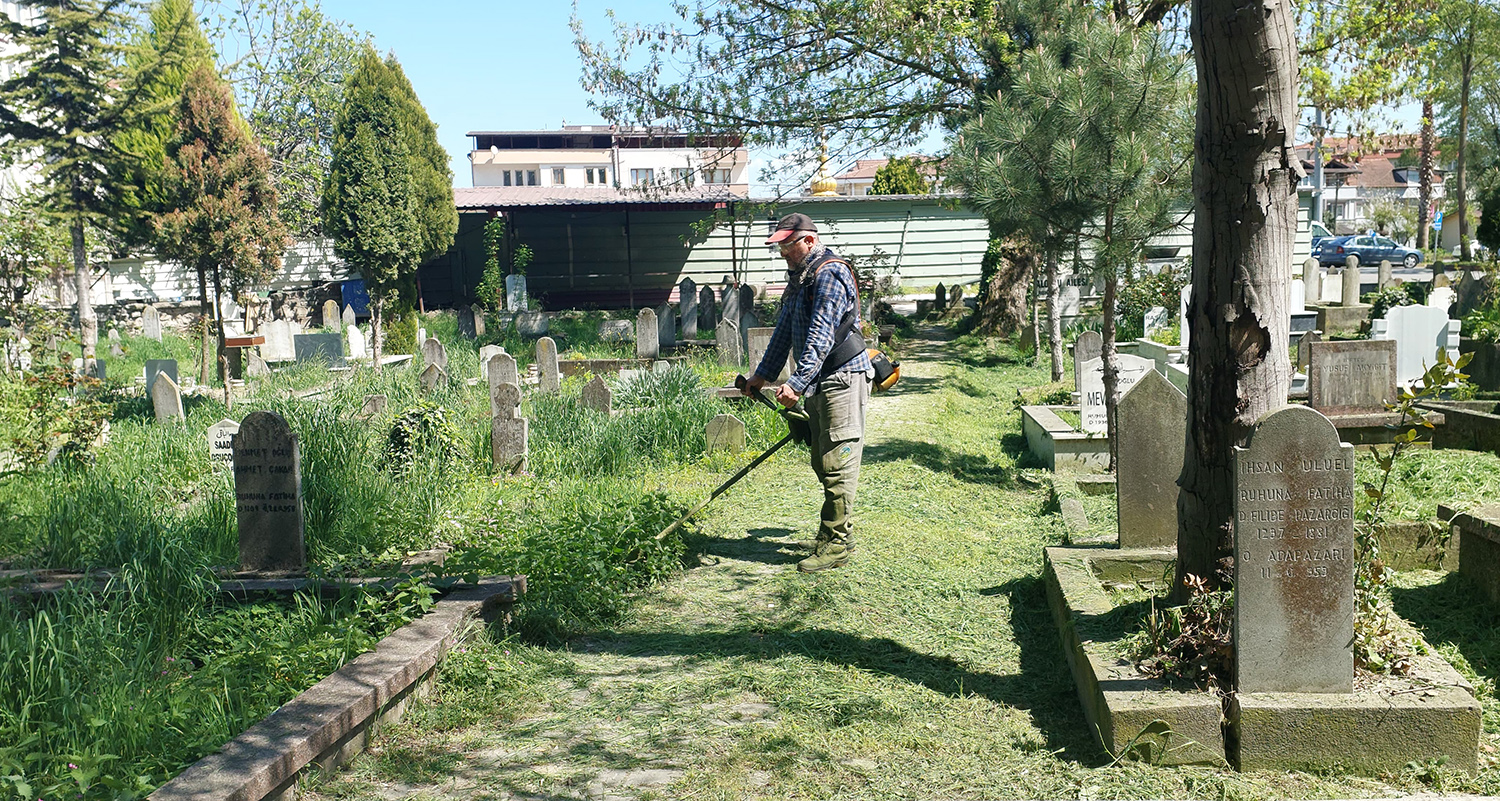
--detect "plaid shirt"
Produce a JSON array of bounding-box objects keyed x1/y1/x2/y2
[{"x1": 754, "y1": 247, "x2": 872, "y2": 395}]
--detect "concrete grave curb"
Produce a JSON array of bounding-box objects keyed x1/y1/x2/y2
[{"x1": 149, "y1": 577, "x2": 525, "y2": 801}]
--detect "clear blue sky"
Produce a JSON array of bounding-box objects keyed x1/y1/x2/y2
[{"x1": 314, "y1": 0, "x2": 712, "y2": 189}]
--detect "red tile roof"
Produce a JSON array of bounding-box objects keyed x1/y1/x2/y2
[{"x1": 453, "y1": 185, "x2": 742, "y2": 209}]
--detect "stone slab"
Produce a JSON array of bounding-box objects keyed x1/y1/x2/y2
[
  {"x1": 294, "y1": 333, "x2": 346, "y2": 369},
  {"x1": 1074, "y1": 475, "x2": 1117, "y2": 496},
  {"x1": 1313, "y1": 303, "x2": 1371, "y2": 335},
  {"x1": 1307, "y1": 339, "x2": 1396, "y2": 414},
  {"x1": 1020, "y1": 405, "x2": 1110, "y2": 472},
  {"x1": 1115, "y1": 370, "x2": 1186, "y2": 548},
  {"x1": 1451, "y1": 504, "x2": 1500, "y2": 605},
  {"x1": 234, "y1": 411, "x2": 304, "y2": 573}
]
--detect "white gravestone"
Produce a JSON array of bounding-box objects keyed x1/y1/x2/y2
[
  {"x1": 1144, "y1": 306, "x2": 1169, "y2": 335},
  {"x1": 208, "y1": 418, "x2": 239, "y2": 468},
  {"x1": 1078, "y1": 354, "x2": 1154, "y2": 434},
  {"x1": 505, "y1": 274, "x2": 528, "y2": 312},
  {"x1": 1290, "y1": 279, "x2": 1306, "y2": 314},
  {"x1": 261, "y1": 320, "x2": 295, "y2": 362},
  {"x1": 478, "y1": 345, "x2": 506, "y2": 380},
  {"x1": 322, "y1": 299, "x2": 341, "y2": 330},
  {"x1": 152, "y1": 372, "x2": 184, "y2": 422},
  {"x1": 346, "y1": 324, "x2": 367, "y2": 361},
  {"x1": 143, "y1": 304, "x2": 162, "y2": 341},
  {"x1": 1370, "y1": 305, "x2": 1461, "y2": 387},
  {"x1": 636, "y1": 307, "x2": 660, "y2": 360},
  {"x1": 421, "y1": 337, "x2": 448, "y2": 372},
  {"x1": 1428, "y1": 286, "x2": 1456, "y2": 313}
]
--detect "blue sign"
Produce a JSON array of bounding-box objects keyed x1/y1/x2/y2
[
  {"x1": 1432, "y1": 209, "x2": 1444, "y2": 232},
  {"x1": 340, "y1": 279, "x2": 370, "y2": 317}
]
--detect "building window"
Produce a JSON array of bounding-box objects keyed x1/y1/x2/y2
[
  {"x1": 503, "y1": 170, "x2": 512, "y2": 187},
  {"x1": 527, "y1": 170, "x2": 537, "y2": 186},
  {"x1": 670, "y1": 167, "x2": 695, "y2": 187},
  {"x1": 701, "y1": 168, "x2": 732, "y2": 184},
  {"x1": 630, "y1": 168, "x2": 654, "y2": 187},
  {"x1": 552, "y1": 168, "x2": 565, "y2": 186},
  {"x1": 585, "y1": 167, "x2": 609, "y2": 185}
]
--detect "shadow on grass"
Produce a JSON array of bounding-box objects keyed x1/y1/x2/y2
[
  {"x1": 877, "y1": 374, "x2": 942, "y2": 399},
  {"x1": 864, "y1": 438, "x2": 1014, "y2": 487},
  {"x1": 687, "y1": 527, "x2": 801, "y2": 568},
  {"x1": 574, "y1": 573, "x2": 1105, "y2": 766},
  {"x1": 1391, "y1": 572, "x2": 1500, "y2": 688}
]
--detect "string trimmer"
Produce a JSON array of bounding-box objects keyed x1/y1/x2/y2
[{"x1": 653, "y1": 375, "x2": 811, "y2": 541}]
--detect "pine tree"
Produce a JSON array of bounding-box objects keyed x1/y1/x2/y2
[
  {"x1": 0, "y1": 0, "x2": 137, "y2": 368},
  {"x1": 155, "y1": 64, "x2": 288, "y2": 384},
  {"x1": 322, "y1": 47, "x2": 421, "y2": 372}
]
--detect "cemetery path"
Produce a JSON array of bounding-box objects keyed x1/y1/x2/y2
[{"x1": 305, "y1": 326, "x2": 1424, "y2": 801}]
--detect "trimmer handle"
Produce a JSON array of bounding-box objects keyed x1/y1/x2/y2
[{"x1": 734, "y1": 374, "x2": 809, "y2": 420}]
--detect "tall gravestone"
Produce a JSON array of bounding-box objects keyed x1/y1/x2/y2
[
  {"x1": 536, "y1": 337, "x2": 560, "y2": 392},
  {"x1": 491, "y1": 381, "x2": 527, "y2": 473},
  {"x1": 1377, "y1": 260, "x2": 1393, "y2": 290},
  {"x1": 1306, "y1": 339, "x2": 1397, "y2": 414},
  {"x1": 340, "y1": 304, "x2": 356, "y2": 330},
  {"x1": 946, "y1": 284, "x2": 965, "y2": 316},
  {"x1": 505, "y1": 274, "x2": 528, "y2": 312},
  {"x1": 471, "y1": 304, "x2": 486, "y2": 338},
  {"x1": 478, "y1": 345, "x2": 506, "y2": 380},
  {"x1": 1341, "y1": 257, "x2": 1362, "y2": 307},
  {"x1": 143, "y1": 304, "x2": 162, "y2": 341},
  {"x1": 208, "y1": 418, "x2": 239, "y2": 468},
  {"x1": 322, "y1": 299, "x2": 340, "y2": 329},
  {"x1": 1296, "y1": 330, "x2": 1321, "y2": 372},
  {"x1": 934, "y1": 283, "x2": 947, "y2": 313},
  {"x1": 421, "y1": 337, "x2": 448, "y2": 372},
  {"x1": 1115, "y1": 370, "x2": 1187, "y2": 548},
  {"x1": 680, "y1": 278, "x2": 699, "y2": 338},
  {"x1": 637, "y1": 307, "x2": 660, "y2": 360},
  {"x1": 457, "y1": 306, "x2": 478, "y2": 339},
  {"x1": 1233, "y1": 405, "x2": 1354, "y2": 693},
  {"x1": 145, "y1": 359, "x2": 178, "y2": 396},
  {"x1": 1304, "y1": 258, "x2": 1321, "y2": 305},
  {"x1": 699, "y1": 286, "x2": 718, "y2": 331},
  {"x1": 716, "y1": 318, "x2": 743, "y2": 366},
  {"x1": 107, "y1": 328, "x2": 124, "y2": 358},
  {"x1": 234, "y1": 411, "x2": 305, "y2": 572},
  {"x1": 487, "y1": 353, "x2": 520, "y2": 412},
  {"x1": 656, "y1": 302, "x2": 675, "y2": 348},
  {"x1": 152, "y1": 373, "x2": 184, "y2": 422},
  {"x1": 345, "y1": 324, "x2": 366, "y2": 361},
  {"x1": 1078, "y1": 354, "x2": 1153, "y2": 434},
  {"x1": 1371, "y1": 304, "x2": 1461, "y2": 387},
  {"x1": 1144, "y1": 306, "x2": 1169, "y2": 335},
  {"x1": 1072, "y1": 331, "x2": 1103, "y2": 392},
  {"x1": 706, "y1": 413, "x2": 746, "y2": 454},
  {"x1": 738, "y1": 284, "x2": 754, "y2": 319},
  {"x1": 581, "y1": 375, "x2": 612, "y2": 414},
  {"x1": 721, "y1": 283, "x2": 741, "y2": 331}
]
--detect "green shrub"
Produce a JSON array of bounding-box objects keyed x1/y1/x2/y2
[
  {"x1": 1116, "y1": 262, "x2": 1188, "y2": 342},
  {"x1": 1364, "y1": 282, "x2": 1425, "y2": 320}
]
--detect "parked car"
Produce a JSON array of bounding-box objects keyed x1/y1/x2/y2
[
  {"x1": 1309, "y1": 220, "x2": 1333, "y2": 251},
  {"x1": 1316, "y1": 234, "x2": 1423, "y2": 268}
]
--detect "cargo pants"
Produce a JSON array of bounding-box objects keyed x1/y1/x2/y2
[{"x1": 804, "y1": 369, "x2": 872, "y2": 545}]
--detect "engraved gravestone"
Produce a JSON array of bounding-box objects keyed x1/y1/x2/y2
[
  {"x1": 716, "y1": 318, "x2": 743, "y2": 366},
  {"x1": 656, "y1": 302, "x2": 675, "y2": 348},
  {"x1": 421, "y1": 337, "x2": 448, "y2": 372},
  {"x1": 293, "y1": 333, "x2": 346, "y2": 368},
  {"x1": 143, "y1": 304, "x2": 162, "y2": 341},
  {"x1": 1233, "y1": 405, "x2": 1354, "y2": 693},
  {"x1": 1078, "y1": 354, "x2": 1153, "y2": 434},
  {"x1": 1378, "y1": 259, "x2": 1393, "y2": 290},
  {"x1": 1072, "y1": 331, "x2": 1103, "y2": 392},
  {"x1": 247, "y1": 352, "x2": 270, "y2": 378},
  {"x1": 261, "y1": 320, "x2": 294, "y2": 362},
  {"x1": 637, "y1": 307, "x2": 659, "y2": 360},
  {"x1": 706, "y1": 413, "x2": 746, "y2": 454},
  {"x1": 208, "y1": 418, "x2": 239, "y2": 467},
  {"x1": 1116, "y1": 370, "x2": 1187, "y2": 548},
  {"x1": 490, "y1": 382, "x2": 527, "y2": 473},
  {"x1": 699, "y1": 286, "x2": 717, "y2": 330},
  {"x1": 487, "y1": 353, "x2": 520, "y2": 416},
  {"x1": 537, "y1": 337, "x2": 560, "y2": 392},
  {"x1": 680, "y1": 278, "x2": 699, "y2": 338},
  {"x1": 599, "y1": 319, "x2": 633, "y2": 342},
  {"x1": 322, "y1": 299, "x2": 340, "y2": 329},
  {"x1": 234, "y1": 411, "x2": 305, "y2": 572},
  {"x1": 1144, "y1": 306, "x2": 1169, "y2": 335},
  {"x1": 946, "y1": 284, "x2": 964, "y2": 316},
  {"x1": 581, "y1": 375, "x2": 611, "y2": 414},
  {"x1": 505, "y1": 274, "x2": 527, "y2": 312},
  {"x1": 1307, "y1": 339, "x2": 1396, "y2": 414},
  {"x1": 152, "y1": 372, "x2": 184, "y2": 422}
]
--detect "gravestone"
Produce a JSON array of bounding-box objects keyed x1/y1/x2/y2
[
  {"x1": 1371, "y1": 304, "x2": 1461, "y2": 387},
  {"x1": 421, "y1": 337, "x2": 448, "y2": 372},
  {"x1": 143, "y1": 304, "x2": 162, "y2": 341},
  {"x1": 261, "y1": 320, "x2": 295, "y2": 362},
  {"x1": 1290, "y1": 279, "x2": 1306, "y2": 314},
  {"x1": 345, "y1": 324, "x2": 366, "y2": 361},
  {"x1": 599, "y1": 319, "x2": 634, "y2": 342},
  {"x1": 107, "y1": 328, "x2": 123, "y2": 356},
  {"x1": 1306, "y1": 339, "x2": 1396, "y2": 414},
  {"x1": 1233, "y1": 404, "x2": 1354, "y2": 693},
  {"x1": 934, "y1": 283, "x2": 947, "y2": 312},
  {"x1": 419, "y1": 363, "x2": 448, "y2": 392},
  {"x1": 680, "y1": 278, "x2": 699, "y2": 338},
  {"x1": 341, "y1": 304, "x2": 356, "y2": 330},
  {"x1": 1429, "y1": 286, "x2": 1456, "y2": 313},
  {"x1": 73, "y1": 358, "x2": 105, "y2": 381},
  {"x1": 247, "y1": 353, "x2": 270, "y2": 378},
  {"x1": 636, "y1": 307, "x2": 660, "y2": 360},
  {"x1": 293, "y1": 333, "x2": 346, "y2": 368},
  {"x1": 234, "y1": 411, "x2": 305, "y2": 572},
  {"x1": 739, "y1": 308, "x2": 761, "y2": 354},
  {"x1": 478, "y1": 345, "x2": 506, "y2": 380},
  {"x1": 491, "y1": 381, "x2": 528, "y2": 473},
  {"x1": 457, "y1": 306, "x2": 477, "y2": 339},
  {"x1": 652, "y1": 360, "x2": 670, "y2": 373},
  {"x1": 581, "y1": 375, "x2": 611, "y2": 414},
  {"x1": 359, "y1": 394, "x2": 387, "y2": 418},
  {"x1": 418, "y1": 326, "x2": 427, "y2": 344},
  {"x1": 486, "y1": 354, "x2": 520, "y2": 414},
  {"x1": 471, "y1": 304, "x2": 486, "y2": 338},
  {"x1": 505, "y1": 274, "x2": 528, "y2": 312},
  {"x1": 1115, "y1": 370, "x2": 1187, "y2": 548},
  {"x1": 1072, "y1": 331, "x2": 1103, "y2": 392},
  {"x1": 1144, "y1": 306, "x2": 1169, "y2": 334},
  {"x1": 1296, "y1": 330, "x2": 1321, "y2": 372},
  {"x1": 716, "y1": 318, "x2": 743, "y2": 366},
  {"x1": 739, "y1": 284, "x2": 754, "y2": 319},
  {"x1": 1078, "y1": 354, "x2": 1154, "y2": 434},
  {"x1": 144, "y1": 359, "x2": 178, "y2": 397},
  {"x1": 1304, "y1": 258, "x2": 1322, "y2": 305},
  {"x1": 537, "y1": 337, "x2": 560, "y2": 392},
  {"x1": 656, "y1": 302, "x2": 675, "y2": 348},
  {"x1": 321, "y1": 299, "x2": 340, "y2": 329},
  {"x1": 1378, "y1": 260, "x2": 1393, "y2": 290},
  {"x1": 152, "y1": 373, "x2": 184, "y2": 422},
  {"x1": 516, "y1": 310, "x2": 548, "y2": 337},
  {"x1": 706, "y1": 413, "x2": 746, "y2": 454},
  {"x1": 747, "y1": 327, "x2": 790, "y2": 382},
  {"x1": 699, "y1": 286, "x2": 718, "y2": 330},
  {"x1": 722, "y1": 282, "x2": 741, "y2": 324},
  {"x1": 1179, "y1": 285, "x2": 1192, "y2": 349},
  {"x1": 946, "y1": 284, "x2": 964, "y2": 315},
  {"x1": 208, "y1": 418, "x2": 239, "y2": 467},
  {"x1": 1341, "y1": 257, "x2": 1361, "y2": 307}
]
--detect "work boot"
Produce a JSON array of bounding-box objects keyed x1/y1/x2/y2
[{"x1": 798, "y1": 540, "x2": 851, "y2": 573}]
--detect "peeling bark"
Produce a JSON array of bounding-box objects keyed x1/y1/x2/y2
[{"x1": 1177, "y1": 0, "x2": 1298, "y2": 595}]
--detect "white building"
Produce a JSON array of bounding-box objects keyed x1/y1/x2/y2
[
  {"x1": 1296, "y1": 135, "x2": 1447, "y2": 242},
  {"x1": 0, "y1": 1, "x2": 42, "y2": 199},
  {"x1": 467, "y1": 126, "x2": 750, "y2": 196}
]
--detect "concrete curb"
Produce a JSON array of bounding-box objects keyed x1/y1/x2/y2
[{"x1": 149, "y1": 577, "x2": 524, "y2": 801}]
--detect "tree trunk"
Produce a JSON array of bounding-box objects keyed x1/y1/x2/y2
[
  {"x1": 1101, "y1": 273, "x2": 1120, "y2": 473},
  {"x1": 197, "y1": 264, "x2": 213, "y2": 386},
  {"x1": 1458, "y1": 51, "x2": 1473, "y2": 261},
  {"x1": 1177, "y1": 0, "x2": 1298, "y2": 596},
  {"x1": 70, "y1": 219, "x2": 96, "y2": 370},
  {"x1": 976, "y1": 242, "x2": 1033, "y2": 337},
  {"x1": 211, "y1": 266, "x2": 228, "y2": 385},
  {"x1": 1047, "y1": 249, "x2": 1063, "y2": 382},
  {"x1": 371, "y1": 294, "x2": 384, "y2": 374},
  {"x1": 1418, "y1": 97, "x2": 1434, "y2": 251}
]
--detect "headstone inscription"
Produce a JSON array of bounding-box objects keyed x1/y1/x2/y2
[
  {"x1": 1071, "y1": 331, "x2": 1104, "y2": 392},
  {"x1": 208, "y1": 418, "x2": 239, "y2": 467},
  {"x1": 152, "y1": 372, "x2": 184, "y2": 422},
  {"x1": 699, "y1": 286, "x2": 718, "y2": 331},
  {"x1": 144, "y1": 359, "x2": 178, "y2": 397},
  {"x1": 1144, "y1": 306, "x2": 1169, "y2": 335},
  {"x1": 322, "y1": 299, "x2": 340, "y2": 329},
  {"x1": 1306, "y1": 339, "x2": 1396, "y2": 414},
  {"x1": 581, "y1": 375, "x2": 611, "y2": 414},
  {"x1": 1078, "y1": 353, "x2": 1154, "y2": 434},
  {"x1": 260, "y1": 320, "x2": 295, "y2": 362},
  {"x1": 716, "y1": 318, "x2": 743, "y2": 366},
  {"x1": 1115, "y1": 370, "x2": 1187, "y2": 548},
  {"x1": 536, "y1": 337, "x2": 560, "y2": 392},
  {"x1": 1233, "y1": 405, "x2": 1354, "y2": 693},
  {"x1": 656, "y1": 302, "x2": 676, "y2": 348},
  {"x1": 705, "y1": 413, "x2": 746, "y2": 454},
  {"x1": 421, "y1": 337, "x2": 448, "y2": 372},
  {"x1": 637, "y1": 307, "x2": 660, "y2": 360},
  {"x1": 680, "y1": 278, "x2": 699, "y2": 338},
  {"x1": 143, "y1": 304, "x2": 162, "y2": 341},
  {"x1": 293, "y1": 333, "x2": 346, "y2": 368},
  {"x1": 234, "y1": 411, "x2": 305, "y2": 572},
  {"x1": 1370, "y1": 304, "x2": 1461, "y2": 387}
]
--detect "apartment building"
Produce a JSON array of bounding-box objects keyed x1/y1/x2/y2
[
  {"x1": 467, "y1": 126, "x2": 750, "y2": 196},
  {"x1": 0, "y1": 1, "x2": 42, "y2": 198}
]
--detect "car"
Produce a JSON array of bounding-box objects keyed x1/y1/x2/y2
[
  {"x1": 1310, "y1": 220, "x2": 1333, "y2": 251},
  {"x1": 1316, "y1": 233, "x2": 1423, "y2": 269}
]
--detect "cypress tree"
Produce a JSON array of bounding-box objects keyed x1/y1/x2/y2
[{"x1": 384, "y1": 55, "x2": 456, "y2": 265}]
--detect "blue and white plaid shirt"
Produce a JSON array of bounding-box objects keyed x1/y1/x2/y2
[{"x1": 754, "y1": 246, "x2": 871, "y2": 395}]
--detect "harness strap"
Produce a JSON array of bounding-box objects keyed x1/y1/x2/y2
[{"x1": 802, "y1": 255, "x2": 866, "y2": 379}]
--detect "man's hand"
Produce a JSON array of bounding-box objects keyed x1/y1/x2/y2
[
  {"x1": 742, "y1": 374, "x2": 768, "y2": 397},
  {"x1": 775, "y1": 383, "x2": 801, "y2": 408}
]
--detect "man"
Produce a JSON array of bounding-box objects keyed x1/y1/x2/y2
[{"x1": 743, "y1": 213, "x2": 872, "y2": 573}]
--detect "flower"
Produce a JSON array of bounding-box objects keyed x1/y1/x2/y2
[{"x1": 68, "y1": 763, "x2": 78, "y2": 770}]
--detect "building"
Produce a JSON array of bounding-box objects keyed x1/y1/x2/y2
[
  {"x1": 0, "y1": 1, "x2": 42, "y2": 198},
  {"x1": 1296, "y1": 135, "x2": 1446, "y2": 241},
  {"x1": 467, "y1": 126, "x2": 750, "y2": 196},
  {"x1": 828, "y1": 157, "x2": 942, "y2": 196}
]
